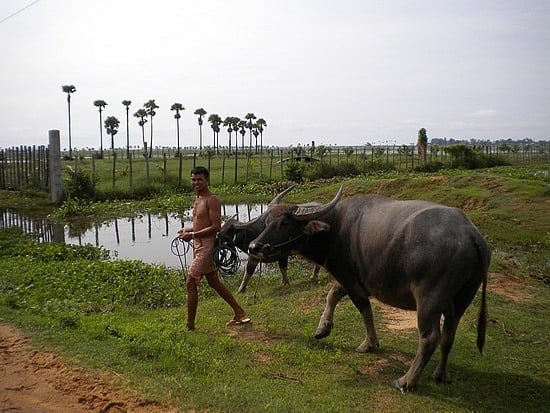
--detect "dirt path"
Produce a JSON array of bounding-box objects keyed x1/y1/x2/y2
[{"x1": 0, "y1": 324, "x2": 177, "y2": 413}]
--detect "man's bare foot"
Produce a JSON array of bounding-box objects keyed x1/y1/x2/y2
[{"x1": 186, "y1": 324, "x2": 195, "y2": 331}]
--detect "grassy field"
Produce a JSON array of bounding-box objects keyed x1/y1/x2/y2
[{"x1": 0, "y1": 165, "x2": 548, "y2": 412}]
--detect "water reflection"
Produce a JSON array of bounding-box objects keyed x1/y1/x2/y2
[{"x1": 0, "y1": 204, "x2": 266, "y2": 268}]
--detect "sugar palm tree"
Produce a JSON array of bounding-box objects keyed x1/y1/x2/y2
[
  {"x1": 104, "y1": 116, "x2": 120, "y2": 151},
  {"x1": 244, "y1": 113, "x2": 256, "y2": 150},
  {"x1": 62, "y1": 85, "x2": 76, "y2": 158},
  {"x1": 238, "y1": 120, "x2": 247, "y2": 149},
  {"x1": 144, "y1": 99, "x2": 159, "y2": 158},
  {"x1": 223, "y1": 116, "x2": 234, "y2": 151},
  {"x1": 133, "y1": 108, "x2": 148, "y2": 152},
  {"x1": 256, "y1": 118, "x2": 267, "y2": 152},
  {"x1": 252, "y1": 125, "x2": 260, "y2": 151},
  {"x1": 208, "y1": 113, "x2": 222, "y2": 152},
  {"x1": 122, "y1": 100, "x2": 131, "y2": 158},
  {"x1": 194, "y1": 108, "x2": 207, "y2": 150},
  {"x1": 93, "y1": 100, "x2": 108, "y2": 158},
  {"x1": 231, "y1": 117, "x2": 241, "y2": 148},
  {"x1": 170, "y1": 103, "x2": 185, "y2": 152}
]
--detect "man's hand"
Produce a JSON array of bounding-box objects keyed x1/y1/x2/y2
[{"x1": 178, "y1": 228, "x2": 193, "y2": 242}]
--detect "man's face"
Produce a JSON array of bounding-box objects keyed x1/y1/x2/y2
[{"x1": 191, "y1": 173, "x2": 208, "y2": 193}]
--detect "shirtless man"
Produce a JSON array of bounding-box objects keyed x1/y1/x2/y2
[{"x1": 178, "y1": 166, "x2": 250, "y2": 331}]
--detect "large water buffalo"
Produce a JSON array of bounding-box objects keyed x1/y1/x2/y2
[
  {"x1": 219, "y1": 188, "x2": 320, "y2": 293},
  {"x1": 248, "y1": 186, "x2": 490, "y2": 392}
]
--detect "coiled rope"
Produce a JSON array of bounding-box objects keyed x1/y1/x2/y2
[
  {"x1": 170, "y1": 235, "x2": 240, "y2": 279},
  {"x1": 170, "y1": 237, "x2": 197, "y2": 280},
  {"x1": 211, "y1": 241, "x2": 241, "y2": 277}
]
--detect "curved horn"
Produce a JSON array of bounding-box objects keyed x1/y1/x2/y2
[
  {"x1": 268, "y1": 185, "x2": 296, "y2": 208},
  {"x1": 293, "y1": 185, "x2": 343, "y2": 220}
]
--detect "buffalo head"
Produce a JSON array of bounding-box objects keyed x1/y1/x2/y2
[{"x1": 248, "y1": 185, "x2": 343, "y2": 260}]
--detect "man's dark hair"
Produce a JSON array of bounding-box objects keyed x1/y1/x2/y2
[{"x1": 191, "y1": 166, "x2": 210, "y2": 178}]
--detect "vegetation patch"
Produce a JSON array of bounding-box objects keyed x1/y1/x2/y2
[{"x1": 0, "y1": 166, "x2": 548, "y2": 412}]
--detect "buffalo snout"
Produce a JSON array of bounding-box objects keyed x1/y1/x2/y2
[{"x1": 248, "y1": 241, "x2": 272, "y2": 259}]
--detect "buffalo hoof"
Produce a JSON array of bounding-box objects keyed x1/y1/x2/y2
[
  {"x1": 355, "y1": 338, "x2": 379, "y2": 353},
  {"x1": 391, "y1": 379, "x2": 410, "y2": 394},
  {"x1": 432, "y1": 370, "x2": 452, "y2": 384},
  {"x1": 314, "y1": 322, "x2": 333, "y2": 339}
]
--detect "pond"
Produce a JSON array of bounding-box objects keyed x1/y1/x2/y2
[{"x1": 0, "y1": 204, "x2": 267, "y2": 269}]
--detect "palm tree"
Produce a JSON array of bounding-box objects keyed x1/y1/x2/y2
[
  {"x1": 144, "y1": 99, "x2": 159, "y2": 158},
  {"x1": 256, "y1": 118, "x2": 267, "y2": 152},
  {"x1": 170, "y1": 103, "x2": 185, "y2": 153},
  {"x1": 238, "y1": 120, "x2": 247, "y2": 149},
  {"x1": 93, "y1": 100, "x2": 108, "y2": 158},
  {"x1": 231, "y1": 117, "x2": 241, "y2": 148},
  {"x1": 223, "y1": 116, "x2": 234, "y2": 151},
  {"x1": 418, "y1": 128, "x2": 428, "y2": 164},
  {"x1": 208, "y1": 114, "x2": 222, "y2": 152},
  {"x1": 194, "y1": 108, "x2": 207, "y2": 150},
  {"x1": 104, "y1": 116, "x2": 120, "y2": 151},
  {"x1": 133, "y1": 108, "x2": 148, "y2": 153},
  {"x1": 122, "y1": 100, "x2": 131, "y2": 158},
  {"x1": 244, "y1": 113, "x2": 256, "y2": 150},
  {"x1": 252, "y1": 125, "x2": 260, "y2": 152},
  {"x1": 62, "y1": 85, "x2": 76, "y2": 158}
]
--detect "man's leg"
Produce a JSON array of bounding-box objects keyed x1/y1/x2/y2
[
  {"x1": 205, "y1": 271, "x2": 248, "y2": 321},
  {"x1": 186, "y1": 276, "x2": 199, "y2": 330}
]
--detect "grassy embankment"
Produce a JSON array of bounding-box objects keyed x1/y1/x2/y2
[{"x1": 0, "y1": 165, "x2": 548, "y2": 412}]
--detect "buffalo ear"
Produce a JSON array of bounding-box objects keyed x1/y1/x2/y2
[{"x1": 304, "y1": 220, "x2": 330, "y2": 235}]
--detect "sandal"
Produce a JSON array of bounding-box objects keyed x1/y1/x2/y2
[{"x1": 226, "y1": 317, "x2": 251, "y2": 326}]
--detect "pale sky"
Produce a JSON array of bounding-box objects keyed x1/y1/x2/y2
[{"x1": 1, "y1": 0, "x2": 549, "y2": 151}]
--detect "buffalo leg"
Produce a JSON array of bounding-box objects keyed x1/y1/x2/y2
[
  {"x1": 309, "y1": 265, "x2": 321, "y2": 281},
  {"x1": 343, "y1": 286, "x2": 379, "y2": 352},
  {"x1": 354, "y1": 298, "x2": 380, "y2": 353},
  {"x1": 237, "y1": 259, "x2": 259, "y2": 293},
  {"x1": 392, "y1": 301, "x2": 441, "y2": 392},
  {"x1": 432, "y1": 279, "x2": 480, "y2": 383},
  {"x1": 277, "y1": 257, "x2": 290, "y2": 286},
  {"x1": 315, "y1": 282, "x2": 347, "y2": 339}
]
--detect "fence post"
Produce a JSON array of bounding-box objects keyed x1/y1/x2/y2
[{"x1": 48, "y1": 130, "x2": 63, "y2": 203}]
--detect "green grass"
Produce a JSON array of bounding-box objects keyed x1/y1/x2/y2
[{"x1": 1, "y1": 166, "x2": 549, "y2": 412}]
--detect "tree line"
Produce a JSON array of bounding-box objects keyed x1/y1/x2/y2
[{"x1": 61, "y1": 84, "x2": 267, "y2": 160}]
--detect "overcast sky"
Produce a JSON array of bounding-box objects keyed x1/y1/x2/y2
[{"x1": 1, "y1": 0, "x2": 549, "y2": 151}]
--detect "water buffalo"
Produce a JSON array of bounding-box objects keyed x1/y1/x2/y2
[
  {"x1": 248, "y1": 186, "x2": 490, "y2": 392},
  {"x1": 220, "y1": 188, "x2": 320, "y2": 293}
]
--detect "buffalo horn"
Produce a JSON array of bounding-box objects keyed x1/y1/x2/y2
[
  {"x1": 267, "y1": 185, "x2": 296, "y2": 208},
  {"x1": 293, "y1": 185, "x2": 343, "y2": 220}
]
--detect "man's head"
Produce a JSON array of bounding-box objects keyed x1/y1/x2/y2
[
  {"x1": 191, "y1": 166, "x2": 210, "y2": 179},
  {"x1": 191, "y1": 166, "x2": 210, "y2": 193}
]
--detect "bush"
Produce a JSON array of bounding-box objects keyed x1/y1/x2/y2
[
  {"x1": 414, "y1": 161, "x2": 445, "y2": 173},
  {"x1": 64, "y1": 167, "x2": 95, "y2": 200},
  {"x1": 444, "y1": 145, "x2": 510, "y2": 169},
  {"x1": 284, "y1": 162, "x2": 305, "y2": 182}
]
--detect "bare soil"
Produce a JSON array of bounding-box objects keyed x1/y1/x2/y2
[
  {"x1": 0, "y1": 324, "x2": 177, "y2": 413},
  {"x1": 0, "y1": 272, "x2": 528, "y2": 412}
]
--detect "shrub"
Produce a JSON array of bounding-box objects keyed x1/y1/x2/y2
[
  {"x1": 414, "y1": 161, "x2": 445, "y2": 173},
  {"x1": 64, "y1": 167, "x2": 95, "y2": 200},
  {"x1": 284, "y1": 162, "x2": 305, "y2": 182}
]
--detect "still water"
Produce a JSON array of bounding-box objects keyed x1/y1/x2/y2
[{"x1": 0, "y1": 204, "x2": 267, "y2": 269}]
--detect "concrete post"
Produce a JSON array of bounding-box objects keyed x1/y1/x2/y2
[{"x1": 48, "y1": 130, "x2": 64, "y2": 203}]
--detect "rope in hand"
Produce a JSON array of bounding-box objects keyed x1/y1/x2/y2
[{"x1": 170, "y1": 236, "x2": 197, "y2": 280}]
